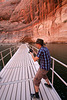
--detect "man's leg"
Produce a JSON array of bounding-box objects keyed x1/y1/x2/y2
[
  {"x1": 31, "y1": 68, "x2": 42, "y2": 98},
  {"x1": 44, "y1": 78, "x2": 52, "y2": 88},
  {"x1": 31, "y1": 85, "x2": 40, "y2": 98},
  {"x1": 34, "y1": 85, "x2": 39, "y2": 98},
  {"x1": 43, "y1": 70, "x2": 52, "y2": 88},
  {"x1": 34, "y1": 85, "x2": 39, "y2": 92}
]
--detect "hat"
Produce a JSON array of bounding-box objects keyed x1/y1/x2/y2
[{"x1": 36, "y1": 39, "x2": 45, "y2": 46}]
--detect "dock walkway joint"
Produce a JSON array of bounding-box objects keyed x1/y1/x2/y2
[{"x1": 0, "y1": 44, "x2": 61, "y2": 100}]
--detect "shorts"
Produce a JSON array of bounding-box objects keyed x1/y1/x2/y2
[{"x1": 33, "y1": 68, "x2": 48, "y2": 86}]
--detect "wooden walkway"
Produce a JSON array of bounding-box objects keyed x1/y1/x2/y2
[{"x1": 0, "y1": 44, "x2": 61, "y2": 100}]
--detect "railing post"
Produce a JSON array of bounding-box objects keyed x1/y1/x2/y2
[
  {"x1": 1, "y1": 52, "x2": 5, "y2": 67},
  {"x1": 52, "y1": 59, "x2": 55, "y2": 86},
  {"x1": 14, "y1": 47, "x2": 16, "y2": 53},
  {"x1": 10, "y1": 48, "x2": 12, "y2": 58}
]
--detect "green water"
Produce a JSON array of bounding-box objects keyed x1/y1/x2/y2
[{"x1": 0, "y1": 44, "x2": 67, "y2": 100}]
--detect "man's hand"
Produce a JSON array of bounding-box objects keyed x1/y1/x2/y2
[
  {"x1": 30, "y1": 52, "x2": 33, "y2": 56},
  {"x1": 29, "y1": 49, "x2": 33, "y2": 53},
  {"x1": 30, "y1": 52, "x2": 39, "y2": 62}
]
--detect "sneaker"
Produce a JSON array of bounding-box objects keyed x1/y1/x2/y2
[
  {"x1": 31, "y1": 93, "x2": 39, "y2": 98},
  {"x1": 44, "y1": 83, "x2": 52, "y2": 88}
]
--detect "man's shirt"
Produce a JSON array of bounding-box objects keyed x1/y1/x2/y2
[{"x1": 37, "y1": 46, "x2": 51, "y2": 71}]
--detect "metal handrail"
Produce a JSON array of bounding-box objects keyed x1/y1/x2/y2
[
  {"x1": 27, "y1": 44, "x2": 67, "y2": 86},
  {"x1": 0, "y1": 48, "x2": 16, "y2": 61},
  {"x1": 51, "y1": 56, "x2": 67, "y2": 68},
  {"x1": 0, "y1": 45, "x2": 18, "y2": 67},
  {"x1": 0, "y1": 45, "x2": 16, "y2": 53},
  {"x1": 50, "y1": 68, "x2": 67, "y2": 86}
]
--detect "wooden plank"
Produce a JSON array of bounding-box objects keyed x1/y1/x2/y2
[
  {"x1": 47, "y1": 83, "x2": 61, "y2": 100},
  {"x1": 30, "y1": 80, "x2": 43, "y2": 100},
  {"x1": 39, "y1": 83, "x2": 48, "y2": 100},
  {"x1": 29, "y1": 76, "x2": 43, "y2": 100},
  {"x1": 6, "y1": 84, "x2": 13, "y2": 100},
  {"x1": 21, "y1": 67, "x2": 23, "y2": 80},
  {"x1": 0, "y1": 69, "x2": 7, "y2": 78},
  {"x1": 29, "y1": 80, "x2": 40, "y2": 100},
  {"x1": 29, "y1": 63, "x2": 35, "y2": 78},
  {"x1": 21, "y1": 82, "x2": 26, "y2": 100},
  {"x1": 0, "y1": 67, "x2": 6, "y2": 76},
  {"x1": 0, "y1": 85, "x2": 6, "y2": 98},
  {"x1": 25, "y1": 50, "x2": 35, "y2": 100},
  {"x1": 29, "y1": 56, "x2": 36, "y2": 75},
  {"x1": 0, "y1": 60, "x2": 13, "y2": 76},
  {"x1": 8, "y1": 68, "x2": 15, "y2": 82},
  {"x1": 1, "y1": 85, "x2": 10, "y2": 100},
  {"x1": 0, "y1": 60, "x2": 15, "y2": 82},
  {"x1": 52, "y1": 87, "x2": 61, "y2": 100},
  {"x1": 12, "y1": 68, "x2": 17, "y2": 81},
  {"x1": 27, "y1": 64, "x2": 32, "y2": 79},
  {"x1": 30, "y1": 80, "x2": 35, "y2": 94},
  {"x1": 26, "y1": 66, "x2": 28, "y2": 79},
  {"x1": 26, "y1": 81, "x2": 31, "y2": 100},
  {"x1": 4, "y1": 69, "x2": 12, "y2": 83},
  {"x1": 11, "y1": 83, "x2": 17, "y2": 100},
  {"x1": 1, "y1": 69, "x2": 12, "y2": 83},
  {"x1": 22, "y1": 66, "x2": 25, "y2": 80},
  {"x1": 27, "y1": 54, "x2": 35, "y2": 78},
  {"x1": 41, "y1": 79, "x2": 54, "y2": 100},
  {"x1": 16, "y1": 83, "x2": 21, "y2": 100},
  {"x1": 15, "y1": 68, "x2": 20, "y2": 81},
  {"x1": 19, "y1": 67, "x2": 22, "y2": 80}
]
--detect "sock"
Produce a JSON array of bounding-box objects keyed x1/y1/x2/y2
[{"x1": 35, "y1": 92, "x2": 39, "y2": 98}]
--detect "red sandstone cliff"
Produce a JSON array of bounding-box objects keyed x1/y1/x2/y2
[
  {"x1": 0, "y1": 0, "x2": 67, "y2": 43},
  {"x1": 0, "y1": 0, "x2": 5, "y2": 2}
]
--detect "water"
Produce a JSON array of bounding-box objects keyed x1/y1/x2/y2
[
  {"x1": 46, "y1": 44, "x2": 67, "y2": 100},
  {"x1": 46, "y1": 44, "x2": 67, "y2": 65},
  {"x1": 0, "y1": 44, "x2": 67, "y2": 100},
  {"x1": 0, "y1": 44, "x2": 15, "y2": 70}
]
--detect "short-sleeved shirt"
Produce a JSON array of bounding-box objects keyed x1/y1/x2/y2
[{"x1": 37, "y1": 46, "x2": 51, "y2": 71}]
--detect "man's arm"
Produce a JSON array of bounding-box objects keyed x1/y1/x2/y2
[{"x1": 30, "y1": 52, "x2": 39, "y2": 62}]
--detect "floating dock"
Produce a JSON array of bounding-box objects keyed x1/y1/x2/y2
[{"x1": 0, "y1": 44, "x2": 61, "y2": 100}]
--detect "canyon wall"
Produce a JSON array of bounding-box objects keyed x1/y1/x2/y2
[
  {"x1": 0, "y1": 0, "x2": 67, "y2": 43},
  {"x1": 32, "y1": 4, "x2": 67, "y2": 43},
  {"x1": 0, "y1": 0, "x2": 5, "y2": 2}
]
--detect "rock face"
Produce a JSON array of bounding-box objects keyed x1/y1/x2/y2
[
  {"x1": 0, "y1": 0, "x2": 67, "y2": 43},
  {"x1": 0, "y1": 0, "x2": 5, "y2": 2},
  {"x1": 33, "y1": 4, "x2": 67, "y2": 43}
]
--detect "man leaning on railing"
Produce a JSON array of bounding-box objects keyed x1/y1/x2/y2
[{"x1": 30, "y1": 39, "x2": 52, "y2": 99}]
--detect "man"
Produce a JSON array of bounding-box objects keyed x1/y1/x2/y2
[{"x1": 30, "y1": 39, "x2": 52, "y2": 99}]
